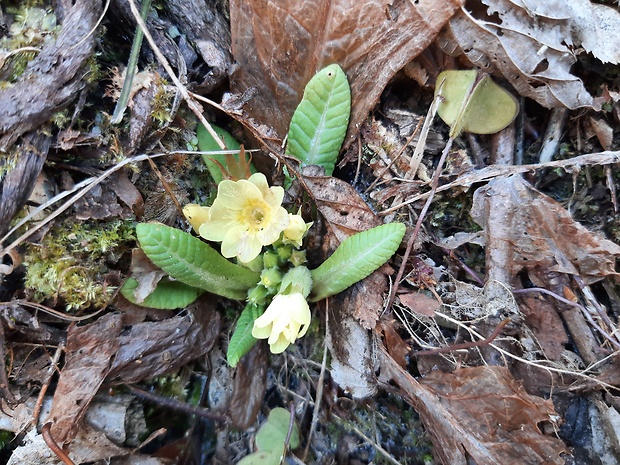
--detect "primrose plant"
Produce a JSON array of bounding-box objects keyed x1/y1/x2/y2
[{"x1": 122, "y1": 64, "x2": 405, "y2": 366}]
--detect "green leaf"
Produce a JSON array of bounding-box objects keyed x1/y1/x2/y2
[
  {"x1": 227, "y1": 303, "x2": 261, "y2": 367},
  {"x1": 310, "y1": 223, "x2": 406, "y2": 302},
  {"x1": 435, "y1": 70, "x2": 519, "y2": 138},
  {"x1": 285, "y1": 64, "x2": 351, "y2": 176},
  {"x1": 120, "y1": 277, "x2": 202, "y2": 309},
  {"x1": 196, "y1": 123, "x2": 254, "y2": 183},
  {"x1": 237, "y1": 450, "x2": 281, "y2": 465},
  {"x1": 136, "y1": 223, "x2": 260, "y2": 300},
  {"x1": 255, "y1": 407, "x2": 300, "y2": 452}
]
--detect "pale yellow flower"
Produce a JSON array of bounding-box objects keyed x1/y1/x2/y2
[
  {"x1": 199, "y1": 173, "x2": 289, "y2": 263},
  {"x1": 183, "y1": 204, "x2": 210, "y2": 233},
  {"x1": 251, "y1": 292, "x2": 311, "y2": 353},
  {"x1": 282, "y1": 214, "x2": 312, "y2": 247}
]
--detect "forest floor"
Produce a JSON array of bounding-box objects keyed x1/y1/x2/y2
[{"x1": 1, "y1": 1, "x2": 620, "y2": 464}]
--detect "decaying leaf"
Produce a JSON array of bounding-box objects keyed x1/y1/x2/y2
[
  {"x1": 471, "y1": 175, "x2": 620, "y2": 284},
  {"x1": 50, "y1": 313, "x2": 124, "y2": 443},
  {"x1": 302, "y1": 167, "x2": 381, "y2": 245},
  {"x1": 229, "y1": 0, "x2": 464, "y2": 146},
  {"x1": 440, "y1": 0, "x2": 620, "y2": 110},
  {"x1": 398, "y1": 292, "x2": 441, "y2": 317},
  {"x1": 327, "y1": 281, "x2": 380, "y2": 398},
  {"x1": 381, "y1": 350, "x2": 566, "y2": 465},
  {"x1": 125, "y1": 248, "x2": 167, "y2": 304},
  {"x1": 229, "y1": 342, "x2": 268, "y2": 429},
  {"x1": 108, "y1": 297, "x2": 221, "y2": 384}
]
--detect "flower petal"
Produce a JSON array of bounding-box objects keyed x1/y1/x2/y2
[
  {"x1": 269, "y1": 334, "x2": 291, "y2": 354},
  {"x1": 251, "y1": 321, "x2": 273, "y2": 339}
]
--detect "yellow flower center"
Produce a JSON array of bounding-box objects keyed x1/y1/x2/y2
[{"x1": 240, "y1": 200, "x2": 268, "y2": 231}]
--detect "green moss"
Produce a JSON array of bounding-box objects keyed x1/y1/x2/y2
[
  {"x1": 151, "y1": 75, "x2": 173, "y2": 126},
  {"x1": 23, "y1": 219, "x2": 136, "y2": 311}
]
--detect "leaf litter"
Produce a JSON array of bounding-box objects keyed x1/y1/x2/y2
[{"x1": 1, "y1": 0, "x2": 620, "y2": 463}]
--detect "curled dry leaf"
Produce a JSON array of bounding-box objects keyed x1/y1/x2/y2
[
  {"x1": 381, "y1": 350, "x2": 566, "y2": 465},
  {"x1": 471, "y1": 175, "x2": 620, "y2": 284},
  {"x1": 229, "y1": 0, "x2": 464, "y2": 146},
  {"x1": 440, "y1": 0, "x2": 620, "y2": 110}
]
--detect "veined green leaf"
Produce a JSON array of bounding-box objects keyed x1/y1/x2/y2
[
  {"x1": 285, "y1": 64, "x2": 351, "y2": 176},
  {"x1": 196, "y1": 123, "x2": 255, "y2": 183},
  {"x1": 310, "y1": 223, "x2": 405, "y2": 301},
  {"x1": 227, "y1": 303, "x2": 261, "y2": 367},
  {"x1": 136, "y1": 223, "x2": 260, "y2": 300},
  {"x1": 120, "y1": 277, "x2": 202, "y2": 309}
]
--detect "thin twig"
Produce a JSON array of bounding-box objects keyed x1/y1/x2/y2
[
  {"x1": 381, "y1": 150, "x2": 620, "y2": 215},
  {"x1": 42, "y1": 423, "x2": 76, "y2": 465},
  {"x1": 303, "y1": 299, "x2": 329, "y2": 462},
  {"x1": 414, "y1": 318, "x2": 510, "y2": 356},
  {"x1": 125, "y1": 0, "x2": 226, "y2": 150},
  {"x1": 33, "y1": 344, "x2": 64, "y2": 427},
  {"x1": 386, "y1": 137, "x2": 454, "y2": 310},
  {"x1": 125, "y1": 385, "x2": 228, "y2": 423}
]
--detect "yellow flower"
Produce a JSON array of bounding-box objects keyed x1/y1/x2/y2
[
  {"x1": 251, "y1": 293, "x2": 311, "y2": 353},
  {"x1": 183, "y1": 204, "x2": 210, "y2": 233},
  {"x1": 199, "y1": 173, "x2": 289, "y2": 263},
  {"x1": 282, "y1": 214, "x2": 312, "y2": 247}
]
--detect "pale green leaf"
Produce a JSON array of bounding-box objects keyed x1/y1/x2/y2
[
  {"x1": 285, "y1": 64, "x2": 351, "y2": 176},
  {"x1": 310, "y1": 223, "x2": 406, "y2": 301},
  {"x1": 120, "y1": 277, "x2": 201, "y2": 309},
  {"x1": 237, "y1": 450, "x2": 280, "y2": 465},
  {"x1": 435, "y1": 70, "x2": 519, "y2": 138},
  {"x1": 136, "y1": 223, "x2": 260, "y2": 300},
  {"x1": 255, "y1": 407, "x2": 300, "y2": 452},
  {"x1": 227, "y1": 303, "x2": 261, "y2": 367}
]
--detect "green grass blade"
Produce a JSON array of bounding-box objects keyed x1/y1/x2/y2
[
  {"x1": 285, "y1": 64, "x2": 351, "y2": 176},
  {"x1": 310, "y1": 223, "x2": 405, "y2": 301},
  {"x1": 136, "y1": 223, "x2": 260, "y2": 300}
]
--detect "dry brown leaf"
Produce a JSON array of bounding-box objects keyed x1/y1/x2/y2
[
  {"x1": 50, "y1": 313, "x2": 124, "y2": 443},
  {"x1": 439, "y1": 0, "x2": 620, "y2": 110},
  {"x1": 107, "y1": 297, "x2": 221, "y2": 384},
  {"x1": 471, "y1": 175, "x2": 620, "y2": 284},
  {"x1": 376, "y1": 318, "x2": 410, "y2": 368},
  {"x1": 517, "y1": 294, "x2": 568, "y2": 361},
  {"x1": 399, "y1": 292, "x2": 441, "y2": 317},
  {"x1": 419, "y1": 366, "x2": 566, "y2": 465},
  {"x1": 126, "y1": 249, "x2": 167, "y2": 305},
  {"x1": 229, "y1": 0, "x2": 464, "y2": 145},
  {"x1": 380, "y1": 350, "x2": 566, "y2": 465},
  {"x1": 229, "y1": 342, "x2": 267, "y2": 429},
  {"x1": 302, "y1": 168, "x2": 381, "y2": 245}
]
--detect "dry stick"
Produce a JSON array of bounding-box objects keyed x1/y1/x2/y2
[
  {"x1": 42, "y1": 422, "x2": 76, "y2": 465},
  {"x1": 125, "y1": 0, "x2": 226, "y2": 151},
  {"x1": 333, "y1": 413, "x2": 401, "y2": 465},
  {"x1": 125, "y1": 385, "x2": 228, "y2": 423},
  {"x1": 33, "y1": 344, "x2": 64, "y2": 427},
  {"x1": 381, "y1": 150, "x2": 620, "y2": 215},
  {"x1": 414, "y1": 318, "x2": 510, "y2": 356},
  {"x1": 386, "y1": 137, "x2": 454, "y2": 310},
  {"x1": 281, "y1": 403, "x2": 296, "y2": 465},
  {"x1": 302, "y1": 299, "x2": 330, "y2": 462},
  {"x1": 574, "y1": 276, "x2": 620, "y2": 344}
]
